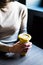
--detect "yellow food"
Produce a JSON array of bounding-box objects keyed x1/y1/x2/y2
[
  {"x1": 18, "y1": 33, "x2": 32, "y2": 43},
  {"x1": 18, "y1": 33, "x2": 32, "y2": 56}
]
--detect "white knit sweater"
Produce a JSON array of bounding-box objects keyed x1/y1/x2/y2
[{"x1": 0, "y1": 1, "x2": 28, "y2": 43}]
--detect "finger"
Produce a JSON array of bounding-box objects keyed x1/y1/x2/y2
[
  {"x1": 20, "y1": 42, "x2": 32, "y2": 48},
  {"x1": 21, "y1": 48, "x2": 28, "y2": 54},
  {"x1": 29, "y1": 42, "x2": 32, "y2": 45},
  {"x1": 25, "y1": 43, "x2": 30, "y2": 47},
  {"x1": 22, "y1": 47, "x2": 28, "y2": 52},
  {"x1": 28, "y1": 45, "x2": 32, "y2": 49},
  {"x1": 15, "y1": 41, "x2": 20, "y2": 45},
  {"x1": 25, "y1": 42, "x2": 32, "y2": 46}
]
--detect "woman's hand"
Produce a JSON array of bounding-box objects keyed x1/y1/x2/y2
[{"x1": 10, "y1": 41, "x2": 32, "y2": 54}]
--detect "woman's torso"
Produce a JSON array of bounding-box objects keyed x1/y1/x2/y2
[{"x1": 0, "y1": 1, "x2": 22, "y2": 43}]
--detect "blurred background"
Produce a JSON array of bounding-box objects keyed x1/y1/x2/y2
[{"x1": 16, "y1": 0, "x2": 43, "y2": 49}]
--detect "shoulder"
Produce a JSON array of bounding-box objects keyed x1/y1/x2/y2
[
  {"x1": 8, "y1": 1, "x2": 28, "y2": 16},
  {"x1": 13, "y1": 1, "x2": 27, "y2": 10}
]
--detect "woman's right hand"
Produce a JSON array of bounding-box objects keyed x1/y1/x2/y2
[{"x1": 10, "y1": 41, "x2": 32, "y2": 54}]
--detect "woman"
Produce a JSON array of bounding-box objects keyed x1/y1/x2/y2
[{"x1": 0, "y1": 0, "x2": 32, "y2": 56}]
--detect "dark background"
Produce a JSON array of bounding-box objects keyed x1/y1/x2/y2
[
  {"x1": 39, "y1": 0, "x2": 43, "y2": 7},
  {"x1": 17, "y1": 0, "x2": 43, "y2": 49}
]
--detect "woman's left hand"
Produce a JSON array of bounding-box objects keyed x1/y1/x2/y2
[{"x1": 21, "y1": 42, "x2": 32, "y2": 55}]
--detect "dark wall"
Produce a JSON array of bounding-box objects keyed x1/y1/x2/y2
[
  {"x1": 39, "y1": 0, "x2": 43, "y2": 7},
  {"x1": 33, "y1": 16, "x2": 42, "y2": 48},
  {"x1": 18, "y1": 0, "x2": 43, "y2": 49},
  {"x1": 18, "y1": 0, "x2": 26, "y2": 4},
  {"x1": 27, "y1": 10, "x2": 43, "y2": 49}
]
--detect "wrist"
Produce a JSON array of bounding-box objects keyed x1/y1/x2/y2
[
  {"x1": 9, "y1": 45, "x2": 16, "y2": 53},
  {"x1": 9, "y1": 45, "x2": 13, "y2": 52},
  {"x1": 9, "y1": 45, "x2": 13, "y2": 53}
]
